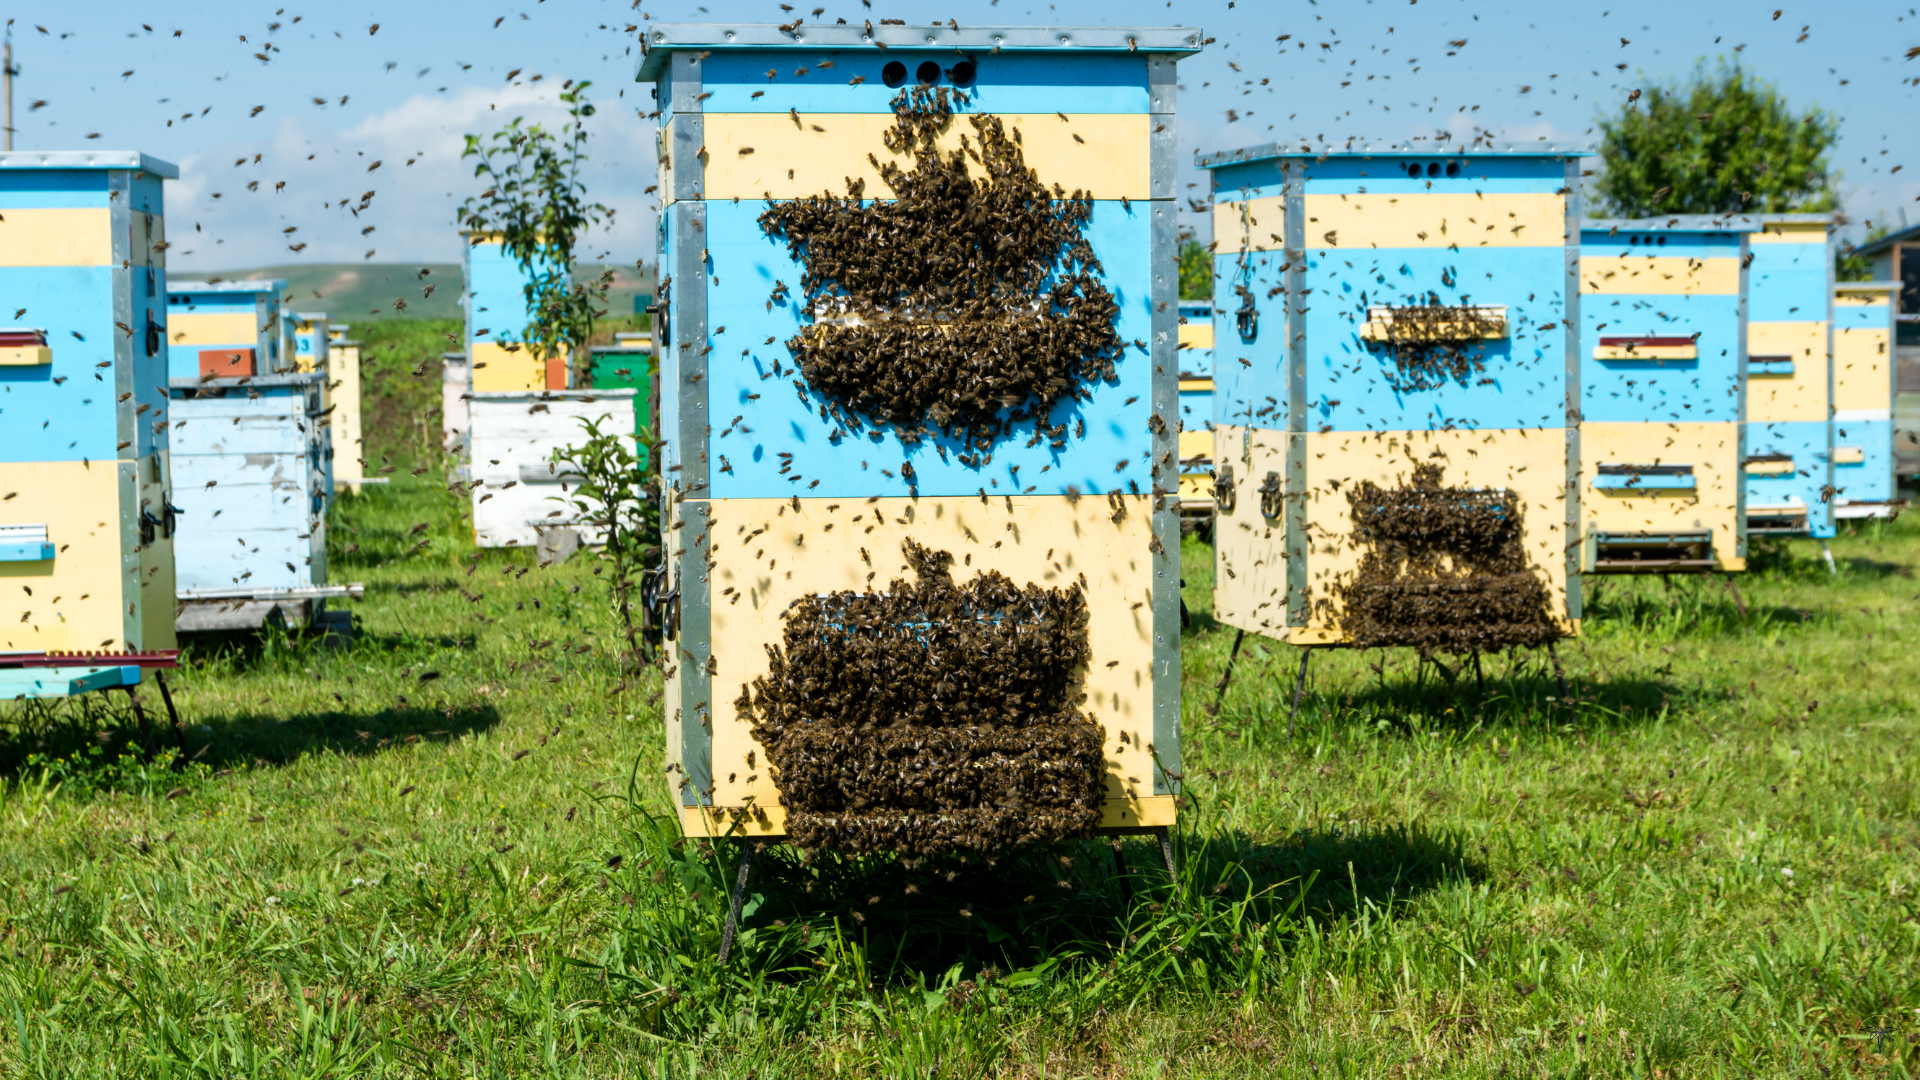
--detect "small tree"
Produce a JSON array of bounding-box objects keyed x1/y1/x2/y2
[
  {"x1": 458, "y1": 80, "x2": 613, "y2": 384},
  {"x1": 1178, "y1": 237, "x2": 1213, "y2": 300},
  {"x1": 1594, "y1": 60, "x2": 1840, "y2": 218},
  {"x1": 550, "y1": 415, "x2": 661, "y2": 667}
]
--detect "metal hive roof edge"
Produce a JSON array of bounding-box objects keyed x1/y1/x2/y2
[
  {"x1": 636, "y1": 23, "x2": 1203, "y2": 79},
  {"x1": 1834, "y1": 280, "x2": 1902, "y2": 292},
  {"x1": 1584, "y1": 216, "x2": 1764, "y2": 233},
  {"x1": 0, "y1": 151, "x2": 179, "y2": 179},
  {"x1": 1196, "y1": 141, "x2": 1594, "y2": 167}
]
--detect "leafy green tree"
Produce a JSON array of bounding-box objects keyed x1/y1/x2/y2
[
  {"x1": 458, "y1": 80, "x2": 613, "y2": 383},
  {"x1": 1838, "y1": 224, "x2": 1891, "y2": 282},
  {"x1": 1179, "y1": 238, "x2": 1213, "y2": 300},
  {"x1": 1594, "y1": 60, "x2": 1839, "y2": 218}
]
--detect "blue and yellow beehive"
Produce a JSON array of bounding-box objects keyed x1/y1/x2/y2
[
  {"x1": 324, "y1": 323, "x2": 369, "y2": 492},
  {"x1": 1832, "y1": 281, "x2": 1899, "y2": 516},
  {"x1": 463, "y1": 233, "x2": 567, "y2": 392},
  {"x1": 1744, "y1": 214, "x2": 1835, "y2": 537},
  {"x1": 0, "y1": 151, "x2": 178, "y2": 654},
  {"x1": 1577, "y1": 216, "x2": 1756, "y2": 573},
  {"x1": 1199, "y1": 143, "x2": 1586, "y2": 650},
  {"x1": 1176, "y1": 300, "x2": 1216, "y2": 514},
  {"x1": 292, "y1": 311, "x2": 328, "y2": 373},
  {"x1": 166, "y1": 279, "x2": 286, "y2": 380},
  {"x1": 640, "y1": 22, "x2": 1199, "y2": 846}
]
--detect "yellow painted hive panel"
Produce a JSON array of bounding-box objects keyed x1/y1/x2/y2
[
  {"x1": 0, "y1": 459, "x2": 151, "y2": 654},
  {"x1": 1747, "y1": 322, "x2": 1829, "y2": 422},
  {"x1": 0, "y1": 208, "x2": 113, "y2": 267},
  {"x1": 693, "y1": 493, "x2": 1171, "y2": 833},
  {"x1": 1579, "y1": 421, "x2": 1744, "y2": 570},
  {"x1": 1833, "y1": 327, "x2": 1891, "y2": 413},
  {"x1": 1579, "y1": 255, "x2": 1740, "y2": 296},
  {"x1": 690, "y1": 112, "x2": 1153, "y2": 201}
]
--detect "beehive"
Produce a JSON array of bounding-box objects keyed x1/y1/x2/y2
[
  {"x1": 639, "y1": 22, "x2": 1200, "y2": 849},
  {"x1": 468, "y1": 390, "x2": 639, "y2": 548},
  {"x1": 166, "y1": 279, "x2": 286, "y2": 380},
  {"x1": 324, "y1": 323, "x2": 370, "y2": 492},
  {"x1": 1576, "y1": 216, "x2": 1756, "y2": 573},
  {"x1": 1744, "y1": 214, "x2": 1835, "y2": 538},
  {"x1": 463, "y1": 233, "x2": 568, "y2": 392},
  {"x1": 586, "y1": 337, "x2": 657, "y2": 461},
  {"x1": 1832, "y1": 281, "x2": 1899, "y2": 516},
  {"x1": 291, "y1": 311, "x2": 329, "y2": 373},
  {"x1": 1176, "y1": 300, "x2": 1216, "y2": 515},
  {"x1": 0, "y1": 151, "x2": 178, "y2": 654},
  {"x1": 167, "y1": 372, "x2": 336, "y2": 629},
  {"x1": 1199, "y1": 143, "x2": 1586, "y2": 651}
]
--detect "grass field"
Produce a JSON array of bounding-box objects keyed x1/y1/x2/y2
[{"x1": 2, "y1": 477, "x2": 1917, "y2": 1077}]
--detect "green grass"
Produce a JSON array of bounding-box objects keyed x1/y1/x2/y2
[{"x1": 2, "y1": 484, "x2": 1917, "y2": 1077}]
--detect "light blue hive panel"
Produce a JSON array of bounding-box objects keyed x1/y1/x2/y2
[{"x1": 700, "y1": 199, "x2": 1155, "y2": 500}]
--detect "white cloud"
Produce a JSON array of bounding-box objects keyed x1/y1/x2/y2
[{"x1": 168, "y1": 83, "x2": 658, "y2": 271}]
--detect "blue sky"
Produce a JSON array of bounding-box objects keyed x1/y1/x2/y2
[{"x1": 6, "y1": 0, "x2": 1914, "y2": 272}]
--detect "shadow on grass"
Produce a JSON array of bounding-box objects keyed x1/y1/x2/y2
[
  {"x1": 688, "y1": 814, "x2": 1470, "y2": 988},
  {"x1": 0, "y1": 697, "x2": 500, "y2": 781}
]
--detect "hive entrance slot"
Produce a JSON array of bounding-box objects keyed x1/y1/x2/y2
[{"x1": 740, "y1": 539, "x2": 1104, "y2": 857}]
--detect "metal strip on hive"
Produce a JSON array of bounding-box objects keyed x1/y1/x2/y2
[
  {"x1": 1282, "y1": 160, "x2": 1309, "y2": 627},
  {"x1": 1148, "y1": 182, "x2": 1181, "y2": 796},
  {"x1": 1561, "y1": 156, "x2": 1584, "y2": 622}
]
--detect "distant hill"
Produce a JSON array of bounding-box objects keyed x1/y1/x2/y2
[{"x1": 188, "y1": 262, "x2": 656, "y2": 326}]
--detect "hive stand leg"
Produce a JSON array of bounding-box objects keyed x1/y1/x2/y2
[
  {"x1": 1208, "y1": 629, "x2": 1246, "y2": 716},
  {"x1": 124, "y1": 687, "x2": 158, "y2": 760},
  {"x1": 1546, "y1": 642, "x2": 1570, "y2": 703},
  {"x1": 1818, "y1": 539, "x2": 1837, "y2": 575},
  {"x1": 1156, "y1": 827, "x2": 1178, "y2": 884},
  {"x1": 717, "y1": 844, "x2": 756, "y2": 966},
  {"x1": 1721, "y1": 574, "x2": 1748, "y2": 619},
  {"x1": 1471, "y1": 651, "x2": 1486, "y2": 699},
  {"x1": 1286, "y1": 647, "x2": 1312, "y2": 739},
  {"x1": 1111, "y1": 839, "x2": 1133, "y2": 908}
]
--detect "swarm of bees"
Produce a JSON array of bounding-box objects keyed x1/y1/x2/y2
[
  {"x1": 1334, "y1": 460, "x2": 1561, "y2": 656},
  {"x1": 757, "y1": 86, "x2": 1123, "y2": 456},
  {"x1": 1365, "y1": 296, "x2": 1508, "y2": 393},
  {"x1": 737, "y1": 539, "x2": 1104, "y2": 857}
]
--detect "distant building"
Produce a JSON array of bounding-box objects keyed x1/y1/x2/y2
[{"x1": 1854, "y1": 223, "x2": 1920, "y2": 327}]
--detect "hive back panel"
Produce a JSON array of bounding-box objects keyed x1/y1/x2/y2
[
  {"x1": 642, "y1": 23, "x2": 1199, "y2": 850},
  {"x1": 0, "y1": 152, "x2": 178, "y2": 654},
  {"x1": 1577, "y1": 217, "x2": 1754, "y2": 573},
  {"x1": 1200, "y1": 145, "x2": 1585, "y2": 650},
  {"x1": 1744, "y1": 215, "x2": 1835, "y2": 537},
  {"x1": 1832, "y1": 282, "x2": 1899, "y2": 512}
]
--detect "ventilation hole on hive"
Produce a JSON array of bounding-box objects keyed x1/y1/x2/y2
[
  {"x1": 1426, "y1": 162, "x2": 1442, "y2": 178},
  {"x1": 1630, "y1": 236, "x2": 1640, "y2": 245},
  {"x1": 1405, "y1": 162, "x2": 1422, "y2": 178},
  {"x1": 1444, "y1": 161, "x2": 1461, "y2": 178},
  {"x1": 949, "y1": 60, "x2": 977, "y2": 88},
  {"x1": 882, "y1": 60, "x2": 908, "y2": 88},
  {"x1": 916, "y1": 60, "x2": 943, "y2": 86},
  {"x1": 1656, "y1": 235, "x2": 1668, "y2": 246}
]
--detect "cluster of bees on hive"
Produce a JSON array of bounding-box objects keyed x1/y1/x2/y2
[
  {"x1": 738, "y1": 540, "x2": 1106, "y2": 857},
  {"x1": 1368, "y1": 294, "x2": 1509, "y2": 394},
  {"x1": 758, "y1": 85, "x2": 1124, "y2": 458},
  {"x1": 1333, "y1": 460, "x2": 1560, "y2": 656}
]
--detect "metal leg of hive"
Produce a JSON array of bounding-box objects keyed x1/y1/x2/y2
[
  {"x1": 1818, "y1": 539, "x2": 1836, "y2": 575},
  {"x1": 1156, "y1": 827, "x2": 1178, "y2": 884},
  {"x1": 1471, "y1": 650, "x2": 1485, "y2": 699},
  {"x1": 124, "y1": 686, "x2": 157, "y2": 760},
  {"x1": 717, "y1": 844, "x2": 756, "y2": 966},
  {"x1": 154, "y1": 670, "x2": 183, "y2": 732},
  {"x1": 1286, "y1": 647, "x2": 1312, "y2": 739},
  {"x1": 1209, "y1": 628, "x2": 1246, "y2": 716},
  {"x1": 1721, "y1": 574, "x2": 1748, "y2": 619},
  {"x1": 1546, "y1": 642, "x2": 1569, "y2": 703},
  {"x1": 1111, "y1": 839, "x2": 1132, "y2": 908}
]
